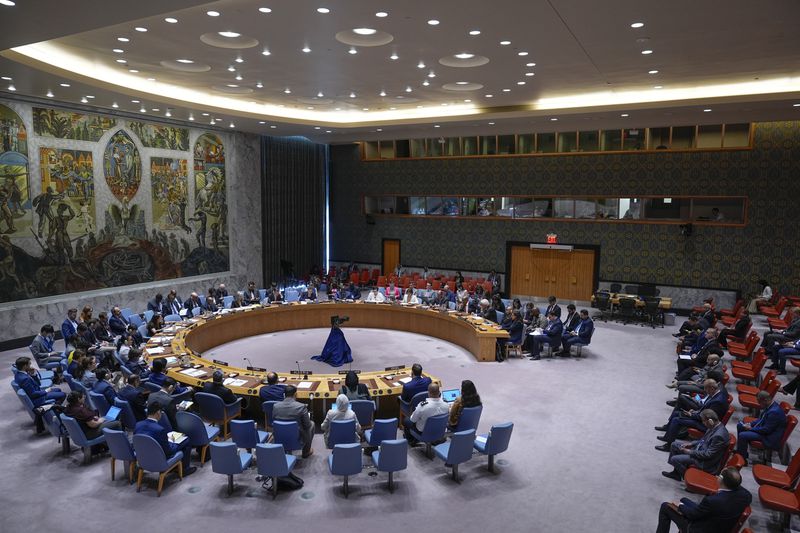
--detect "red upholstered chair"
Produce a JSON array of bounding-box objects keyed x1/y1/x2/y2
[
  {"x1": 370, "y1": 269, "x2": 380, "y2": 285},
  {"x1": 760, "y1": 297, "x2": 787, "y2": 318},
  {"x1": 732, "y1": 508, "x2": 752, "y2": 533},
  {"x1": 359, "y1": 269, "x2": 370, "y2": 286},
  {"x1": 758, "y1": 479, "x2": 800, "y2": 527},
  {"x1": 446, "y1": 281, "x2": 455, "y2": 291},
  {"x1": 684, "y1": 449, "x2": 745, "y2": 495},
  {"x1": 377, "y1": 275, "x2": 386, "y2": 287},
  {"x1": 736, "y1": 370, "x2": 777, "y2": 396},
  {"x1": 688, "y1": 405, "x2": 735, "y2": 440},
  {"x1": 753, "y1": 449, "x2": 800, "y2": 489},
  {"x1": 739, "y1": 378, "x2": 780, "y2": 411},
  {"x1": 721, "y1": 306, "x2": 745, "y2": 327},
  {"x1": 431, "y1": 280, "x2": 441, "y2": 290},
  {"x1": 768, "y1": 308, "x2": 794, "y2": 330},
  {"x1": 720, "y1": 299, "x2": 743, "y2": 318},
  {"x1": 731, "y1": 350, "x2": 766, "y2": 382},
  {"x1": 476, "y1": 277, "x2": 485, "y2": 283},
  {"x1": 750, "y1": 415, "x2": 798, "y2": 464},
  {"x1": 729, "y1": 334, "x2": 760, "y2": 361},
  {"x1": 743, "y1": 402, "x2": 792, "y2": 426},
  {"x1": 467, "y1": 281, "x2": 476, "y2": 293},
  {"x1": 482, "y1": 281, "x2": 493, "y2": 294},
  {"x1": 350, "y1": 272, "x2": 359, "y2": 285}
]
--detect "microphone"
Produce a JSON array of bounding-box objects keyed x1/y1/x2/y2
[
  {"x1": 296, "y1": 360, "x2": 302, "y2": 374},
  {"x1": 245, "y1": 357, "x2": 269, "y2": 384}
]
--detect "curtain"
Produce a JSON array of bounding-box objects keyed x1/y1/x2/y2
[{"x1": 261, "y1": 136, "x2": 326, "y2": 285}]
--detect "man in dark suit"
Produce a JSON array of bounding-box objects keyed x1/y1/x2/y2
[
  {"x1": 656, "y1": 379, "x2": 728, "y2": 449},
  {"x1": 736, "y1": 391, "x2": 787, "y2": 462},
  {"x1": 134, "y1": 402, "x2": 196, "y2": 475},
  {"x1": 148, "y1": 293, "x2": 165, "y2": 315},
  {"x1": 657, "y1": 467, "x2": 752, "y2": 533},
  {"x1": 183, "y1": 292, "x2": 205, "y2": 314},
  {"x1": 478, "y1": 298, "x2": 498, "y2": 323},
  {"x1": 528, "y1": 311, "x2": 563, "y2": 360},
  {"x1": 119, "y1": 374, "x2": 149, "y2": 421},
  {"x1": 677, "y1": 328, "x2": 724, "y2": 374},
  {"x1": 562, "y1": 304, "x2": 580, "y2": 332},
  {"x1": 761, "y1": 308, "x2": 800, "y2": 348},
  {"x1": 400, "y1": 363, "x2": 432, "y2": 403},
  {"x1": 699, "y1": 303, "x2": 716, "y2": 328},
  {"x1": 663, "y1": 409, "x2": 729, "y2": 481},
  {"x1": 545, "y1": 296, "x2": 561, "y2": 320},
  {"x1": 717, "y1": 310, "x2": 751, "y2": 348},
  {"x1": 271, "y1": 385, "x2": 314, "y2": 458},
  {"x1": 243, "y1": 281, "x2": 260, "y2": 305},
  {"x1": 14, "y1": 356, "x2": 66, "y2": 406},
  {"x1": 92, "y1": 368, "x2": 117, "y2": 405},
  {"x1": 258, "y1": 372, "x2": 286, "y2": 402},
  {"x1": 146, "y1": 377, "x2": 183, "y2": 429},
  {"x1": 94, "y1": 312, "x2": 114, "y2": 343},
  {"x1": 108, "y1": 307, "x2": 129, "y2": 336},
  {"x1": 164, "y1": 290, "x2": 183, "y2": 316},
  {"x1": 61, "y1": 308, "x2": 78, "y2": 350},
  {"x1": 202, "y1": 370, "x2": 237, "y2": 404},
  {"x1": 556, "y1": 309, "x2": 594, "y2": 356}
]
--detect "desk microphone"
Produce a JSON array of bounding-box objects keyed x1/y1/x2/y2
[{"x1": 244, "y1": 356, "x2": 254, "y2": 369}]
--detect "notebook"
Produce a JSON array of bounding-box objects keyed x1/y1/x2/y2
[
  {"x1": 168, "y1": 431, "x2": 188, "y2": 444},
  {"x1": 104, "y1": 406, "x2": 121, "y2": 421},
  {"x1": 442, "y1": 389, "x2": 460, "y2": 402}
]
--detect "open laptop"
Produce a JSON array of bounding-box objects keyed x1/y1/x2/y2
[
  {"x1": 442, "y1": 389, "x2": 460, "y2": 403},
  {"x1": 104, "y1": 405, "x2": 121, "y2": 421}
]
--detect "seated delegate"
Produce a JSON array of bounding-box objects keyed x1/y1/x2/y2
[
  {"x1": 403, "y1": 383, "x2": 449, "y2": 445},
  {"x1": 259, "y1": 372, "x2": 286, "y2": 403},
  {"x1": 662, "y1": 409, "x2": 729, "y2": 482},
  {"x1": 135, "y1": 402, "x2": 196, "y2": 476},
  {"x1": 272, "y1": 385, "x2": 315, "y2": 458},
  {"x1": 321, "y1": 394, "x2": 361, "y2": 447},
  {"x1": 14, "y1": 356, "x2": 66, "y2": 406},
  {"x1": 555, "y1": 309, "x2": 594, "y2": 356},
  {"x1": 735, "y1": 391, "x2": 787, "y2": 463},
  {"x1": 448, "y1": 380, "x2": 481, "y2": 430}
]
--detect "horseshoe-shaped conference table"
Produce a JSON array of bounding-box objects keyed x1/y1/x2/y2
[{"x1": 144, "y1": 302, "x2": 508, "y2": 417}]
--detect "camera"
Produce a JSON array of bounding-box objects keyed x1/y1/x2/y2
[{"x1": 330, "y1": 315, "x2": 350, "y2": 327}]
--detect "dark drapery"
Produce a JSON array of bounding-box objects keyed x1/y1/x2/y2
[{"x1": 260, "y1": 136, "x2": 327, "y2": 285}]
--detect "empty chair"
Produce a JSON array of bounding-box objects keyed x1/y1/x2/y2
[
  {"x1": 408, "y1": 413, "x2": 449, "y2": 459},
  {"x1": 452, "y1": 405, "x2": 483, "y2": 433},
  {"x1": 42, "y1": 408, "x2": 70, "y2": 455},
  {"x1": 473, "y1": 422, "x2": 514, "y2": 473},
  {"x1": 753, "y1": 448, "x2": 800, "y2": 489},
  {"x1": 365, "y1": 418, "x2": 398, "y2": 447},
  {"x1": 209, "y1": 441, "x2": 253, "y2": 495},
  {"x1": 272, "y1": 420, "x2": 303, "y2": 454},
  {"x1": 163, "y1": 314, "x2": 182, "y2": 323},
  {"x1": 434, "y1": 429, "x2": 476, "y2": 483},
  {"x1": 114, "y1": 398, "x2": 138, "y2": 432},
  {"x1": 327, "y1": 419, "x2": 358, "y2": 449},
  {"x1": 371, "y1": 439, "x2": 408, "y2": 493},
  {"x1": 350, "y1": 399, "x2": 376, "y2": 429},
  {"x1": 127, "y1": 314, "x2": 144, "y2": 327},
  {"x1": 191, "y1": 306, "x2": 203, "y2": 317},
  {"x1": 176, "y1": 411, "x2": 221, "y2": 466},
  {"x1": 230, "y1": 419, "x2": 269, "y2": 452},
  {"x1": 328, "y1": 443, "x2": 363, "y2": 498},
  {"x1": 60, "y1": 414, "x2": 106, "y2": 464},
  {"x1": 103, "y1": 427, "x2": 137, "y2": 483},
  {"x1": 194, "y1": 392, "x2": 241, "y2": 438},
  {"x1": 256, "y1": 443, "x2": 298, "y2": 499},
  {"x1": 223, "y1": 295, "x2": 234, "y2": 308},
  {"x1": 132, "y1": 434, "x2": 184, "y2": 496},
  {"x1": 609, "y1": 283, "x2": 622, "y2": 293},
  {"x1": 137, "y1": 324, "x2": 150, "y2": 341},
  {"x1": 262, "y1": 400, "x2": 278, "y2": 430},
  {"x1": 88, "y1": 391, "x2": 110, "y2": 415},
  {"x1": 144, "y1": 309, "x2": 154, "y2": 322},
  {"x1": 616, "y1": 297, "x2": 638, "y2": 324}
]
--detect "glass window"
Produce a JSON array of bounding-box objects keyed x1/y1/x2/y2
[
  {"x1": 622, "y1": 129, "x2": 644, "y2": 150},
  {"x1": 395, "y1": 140, "x2": 410, "y2": 158},
  {"x1": 537, "y1": 133, "x2": 556, "y2": 153},
  {"x1": 596, "y1": 198, "x2": 620, "y2": 219},
  {"x1": 574, "y1": 198, "x2": 598, "y2": 219},
  {"x1": 532, "y1": 198, "x2": 553, "y2": 218},
  {"x1": 409, "y1": 197, "x2": 427, "y2": 215},
  {"x1": 463, "y1": 137, "x2": 478, "y2": 156},
  {"x1": 480, "y1": 136, "x2": 497, "y2": 155},
  {"x1": 671, "y1": 126, "x2": 695, "y2": 149},
  {"x1": 512, "y1": 197, "x2": 534, "y2": 218},
  {"x1": 517, "y1": 134, "x2": 535, "y2": 154},
  {"x1": 648, "y1": 127, "x2": 670, "y2": 150},
  {"x1": 396, "y1": 196, "x2": 410, "y2": 214},
  {"x1": 644, "y1": 198, "x2": 687, "y2": 220},
  {"x1": 410, "y1": 139, "x2": 426, "y2": 158},
  {"x1": 692, "y1": 198, "x2": 744, "y2": 223},
  {"x1": 363, "y1": 196, "x2": 378, "y2": 214},
  {"x1": 461, "y1": 197, "x2": 477, "y2": 216},
  {"x1": 476, "y1": 197, "x2": 495, "y2": 216},
  {"x1": 441, "y1": 197, "x2": 460, "y2": 216},
  {"x1": 553, "y1": 199, "x2": 574, "y2": 218},
  {"x1": 619, "y1": 198, "x2": 642, "y2": 219},
  {"x1": 426, "y1": 197, "x2": 444, "y2": 215},
  {"x1": 578, "y1": 130, "x2": 599, "y2": 152},
  {"x1": 363, "y1": 141, "x2": 379, "y2": 159},
  {"x1": 496, "y1": 197, "x2": 516, "y2": 217},
  {"x1": 443, "y1": 138, "x2": 461, "y2": 156},
  {"x1": 375, "y1": 196, "x2": 396, "y2": 214},
  {"x1": 557, "y1": 132, "x2": 577, "y2": 152},
  {"x1": 498, "y1": 135, "x2": 516, "y2": 154},
  {"x1": 696, "y1": 124, "x2": 723, "y2": 149},
  {"x1": 600, "y1": 130, "x2": 621, "y2": 151},
  {"x1": 379, "y1": 141, "x2": 395, "y2": 158},
  {"x1": 723, "y1": 124, "x2": 751, "y2": 147}
]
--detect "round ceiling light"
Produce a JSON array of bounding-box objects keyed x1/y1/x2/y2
[
  {"x1": 218, "y1": 31, "x2": 241, "y2": 38},
  {"x1": 200, "y1": 32, "x2": 259, "y2": 49},
  {"x1": 335, "y1": 29, "x2": 393, "y2": 47},
  {"x1": 455, "y1": 53, "x2": 474, "y2": 59},
  {"x1": 375, "y1": 11, "x2": 388, "y2": 17},
  {"x1": 438, "y1": 53, "x2": 490, "y2": 67},
  {"x1": 442, "y1": 82, "x2": 484, "y2": 91},
  {"x1": 206, "y1": 10, "x2": 220, "y2": 16},
  {"x1": 165, "y1": 17, "x2": 178, "y2": 23},
  {"x1": 160, "y1": 60, "x2": 212, "y2": 72},
  {"x1": 353, "y1": 28, "x2": 377, "y2": 35},
  {"x1": 259, "y1": 7, "x2": 272, "y2": 13},
  {"x1": 211, "y1": 84, "x2": 254, "y2": 94}
]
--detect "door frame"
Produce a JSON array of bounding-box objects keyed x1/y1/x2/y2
[
  {"x1": 504, "y1": 241, "x2": 601, "y2": 298},
  {"x1": 381, "y1": 238, "x2": 401, "y2": 275}
]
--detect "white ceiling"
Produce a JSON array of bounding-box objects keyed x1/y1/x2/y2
[{"x1": 0, "y1": 0, "x2": 799, "y2": 142}]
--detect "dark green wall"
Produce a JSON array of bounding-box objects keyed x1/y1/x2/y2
[{"x1": 330, "y1": 121, "x2": 800, "y2": 295}]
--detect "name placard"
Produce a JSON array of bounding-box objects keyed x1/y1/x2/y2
[
  {"x1": 338, "y1": 369, "x2": 361, "y2": 375},
  {"x1": 212, "y1": 359, "x2": 229, "y2": 366},
  {"x1": 384, "y1": 365, "x2": 406, "y2": 371},
  {"x1": 290, "y1": 370, "x2": 314, "y2": 375},
  {"x1": 246, "y1": 366, "x2": 267, "y2": 372}
]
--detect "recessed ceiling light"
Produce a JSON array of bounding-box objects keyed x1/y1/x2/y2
[
  {"x1": 653, "y1": 85, "x2": 663, "y2": 89},
  {"x1": 116, "y1": 59, "x2": 127, "y2": 64},
  {"x1": 389, "y1": 53, "x2": 398, "y2": 60},
  {"x1": 165, "y1": 17, "x2": 178, "y2": 23},
  {"x1": 151, "y1": 108, "x2": 160, "y2": 111},
  {"x1": 703, "y1": 108, "x2": 712, "y2": 112},
  {"x1": 201, "y1": 113, "x2": 209, "y2": 116},
  {"x1": 427, "y1": 19, "x2": 439, "y2": 25},
  {"x1": 348, "y1": 47, "x2": 357, "y2": 54},
  {"x1": 176, "y1": 59, "x2": 194, "y2": 64},
  {"x1": 189, "y1": 114, "x2": 195, "y2": 121},
  {"x1": 0, "y1": 1, "x2": 16, "y2": 5},
  {"x1": 112, "y1": 102, "x2": 119, "y2": 108},
  {"x1": 46, "y1": 91, "x2": 53, "y2": 98},
  {"x1": 262, "y1": 49, "x2": 271, "y2": 56},
  {"x1": 6, "y1": 84, "x2": 14, "y2": 91},
  {"x1": 206, "y1": 10, "x2": 220, "y2": 17},
  {"x1": 648, "y1": 69, "x2": 659, "y2": 74},
  {"x1": 550, "y1": 117, "x2": 558, "y2": 121},
  {"x1": 455, "y1": 53, "x2": 475, "y2": 59},
  {"x1": 316, "y1": 91, "x2": 324, "y2": 97},
  {"x1": 427, "y1": 71, "x2": 436, "y2": 78},
  {"x1": 229, "y1": 123, "x2": 235, "y2": 128},
  {"x1": 405, "y1": 86, "x2": 412, "y2": 92},
  {"x1": 259, "y1": 7, "x2": 272, "y2": 13},
  {"x1": 362, "y1": 108, "x2": 368, "y2": 111},
  {"x1": 113, "y1": 48, "x2": 124, "y2": 53},
  {"x1": 219, "y1": 31, "x2": 241, "y2": 38},
  {"x1": 284, "y1": 88, "x2": 291, "y2": 93},
  {"x1": 464, "y1": 99, "x2": 471, "y2": 102},
  {"x1": 455, "y1": 81, "x2": 469, "y2": 85},
  {"x1": 621, "y1": 113, "x2": 629, "y2": 117},
  {"x1": 502, "y1": 88, "x2": 511, "y2": 92},
  {"x1": 165, "y1": 110, "x2": 172, "y2": 117},
  {"x1": 422, "y1": 80, "x2": 430, "y2": 86},
  {"x1": 517, "y1": 81, "x2": 525, "y2": 85},
  {"x1": 417, "y1": 61, "x2": 425, "y2": 68},
  {"x1": 59, "y1": 82, "x2": 70, "y2": 87},
  {"x1": 469, "y1": 30, "x2": 481, "y2": 36},
  {"x1": 353, "y1": 28, "x2": 377, "y2": 35},
  {"x1": 226, "y1": 84, "x2": 239, "y2": 88},
  {"x1": 793, "y1": 103, "x2": 800, "y2": 107},
  {"x1": 235, "y1": 74, "x2": 243, "y2": 81},
  {"x1": 375, "y1": 11, "x2": 388, "y2": 17},
  {"x1": 317, "y1": 7, "x2": 330, "y2": 13},
  {"x1": 227, "y1": 65, "x2": 236, "y2": 72},
  {"x1": 256, "y1": 82, "x2": 263, "y2": 88},
  {"x1": 488, "y1": 122, "x2": 495, "y2": 125},
  {"x1": 131, "y1": 99, "x2": 140, "y2": 103},
  {"x1": 135, "y1": 27, "x2": 147, "y2": 32},
  {"x1": 379, "y1": 90, "x2": 386, "y2": 96},
  {"x1": 80, "y1": 97, "x2": 88, "y2": 103},
  {"x1": 631, "y1": 22, "x2": 644, "y2": 28},
  {"x1": 129, "y1": 69, "x2": 139, "y2": 73},
  {"x1": 517, "y1": 51, "x2": 528, "y2": 56},
  {"x1": 485, "y1": 94, "x2": 493, "y2": 97},
  {"x1": 526, "y1": 62, "x2": 536, "y2": 67},
  {"x1": 641, "y1": 49, "x2": 653, "y2": 55},
  {"x1": 500, "y1": 40, "x2": 511, "y2": 45},
  {"x1": 270, "y1": 125, "x2": 277, "y2": 129},
  {"x1": 326, "y1": 130, "x2": 332, "y2": 133},
  {"x1": 258, "y1": 121, "x2": 266, "y2": 125},
  {"x1": 140, "y1": 106, "x2": 147, "y2": 113},
  {"x1": 302, "y1": 46, "x2": 311, "y2": 53},
  {"x1": 234, "y1": 57, "x2": 244, "y2": 63},
  {"x1": 210, "y1": 119, "x2": 215, "y2": 124},
  {"x1": 434, "y1": 124, "x2": 440, "y2": 128},
  {"x1": 376, "y1": 128, "x2": 382, "y2": 131},
  {"x1": 0, "y1": 76, "x2": 11, "y2": 80},
  {"x1": 117, "y1": 37, "x2": 129, "y2": 42},
  {"x1": 85, "y1": 95, "x2": 95, "y2": 99},
  {"x1": 350, "y1": 92, "x2": 356, "y2": 98},
  {"x1": 525, "y1": 72, "x2": 535, "y2": 77},
  {"x1": 146, "y1": 77, "x2": 155, "y2": 81}
]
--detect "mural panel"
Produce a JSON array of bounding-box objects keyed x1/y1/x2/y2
[
  {"x1": 103, "y1": 130, "x2": 141, "y2": 201},
  {"x1": 192, "y1": 133, "x2": 228, "y2": 257},
  {"x1": 0, "y1": 104, "x2": 31, "y2": 239},
  {"x1": 151, "y1": 157, "x2": 189, "y2": 231},
  {"x1": 38, "y1": 148, "x2": 95, "y2": 237},
  {"x1": 129, "y1": 121, "x2": 189, "y2": 151},
  {"x1": 33, "y1": 107, "x2": 116, "y2": 141}
]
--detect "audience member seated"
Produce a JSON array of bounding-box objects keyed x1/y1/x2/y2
[
  {"x1": 29, "y1": 324, "x2": 61, "y2": 365},
  {"x1": 272, "y1": 385, "x2": 315, "y2": 458},
  {"x1": 148, "y1": 293, "x2": 165, "y2": 315},
  {"x1": 127, "y1": 324, "x2": 144, "y2": 346},
  {"x1": 215, "y1": 283, "x2": 228, "y2": 300},
  {"x1": 717, "y1": 309, "x2": 751, "y2": 348},
  {"x1": 119, "y1": 374, "x2": 149, "y2": 421},
  {"x1": 736, "y1": 391, "x2": 787, "y2": 464},
  {"x1": 92, "y1": 368, "x2": 118, "y2": 405},
  {"x1": 655, "y1": 379, "x2": 728, "y2": 449},
  {"x1": 662, "y1": 409, "x2": 729, "y2": 481},
  {"x1": 122, "y1": 349, "x2": 147, "y2": 379},
  {"x1": 164, "y1": 290, "x2": 183, "y2": 316},
  {"x1": 202, "y1": 370, "x2": 237, "y2": 404},
  {"x1": 108, "y1": 306, "x2": 129, "y2": 336},
  {"x1": 14, "y1": 356, "x2": 66, "y2": 405},
  {"x1": 656, "y1": 467, "x2": 752, "y2": 533},
  {"x1": 230, "y1": 293, "x2": 244, "y2": 308},
  {"x1": 301, "y1": 284, "x2": 320, "y2": 302},
  {"x1": 80, "y1": 356, "x2": 99, "y2": 388},
  {"x1": 147, "y1": 314, "x2": 164, "y2": 337},
  {"x1": 146, "y1": 377, "x2": 184, "y2": 429},
  {"x1": 431, "y1": 289, "x2": 449, "y2": 309},
  {"x1": 328, "y1": 283, "x2": 340, "y2": 301},
  {"x1": 243, "y1": 281, "x2": 260, "y2": 305},
  {"x1": 135, "y1": 402, "x2": 196, "y2": 476},
  {"x1": 339, "y1": 370, "x2": 370, "y2": 400},
  {"x1": 343, "y1": 282, "x2": 359, "y2": 300},
  {"x1": 205, "y1": 288, "x2": 219, "y2": 312},
  {"x1": 478, "y1": 298, "x2": 498, "y2": 323},
  {"x1": 448, "y1": 380, "x2": 481, "y2": 430},
  {"x1": 321, "y1": 394, "x2": 361, "y2": 447},
  {"x1": 491, "y1": 294, "x2": 505, "y2": 314},
  {"x1": 265, "y1": 284, "x2": 283, "y2": 304},
  {"x1": 400, "y1": 363, "x2": 432, "y2": 403},
  {"x1": 418, "y1": 282, "x2": 434, "y2": 305},
  {"x1": 117, "y1": 334, "x2": 134, "y2": 363},
  {"x1": 768, "y1": 338, "x2": 800, "y2": 375},
  {"x1": 561, "y1": 304, "x2": 579, "y2": 332},
  {"x1": 259, "y1": 372, "x2": 286, "y2": 402},
  {"x1": 672, "y1": 314, "x2": 703, "y2": 340},
  {"x1": 677, "y1": 325, "x2": 713, "y2": 360},
  {"x1": 497, "y1": 309, "x2": 523, "y2": 362},
  {"x1": 556, "y1": 309, "x2": 594, "y2": 356},
  {"x1": 365, "y1": 288, "x2": 386, "y2": 303},
  {"x1": 183, "y1": 292, "x2": 205, "y2": 314},
  {"x1": 65, "y1": 390, "x2": 121, "y2": 439},
  {"x1": 676, "y1": 329, "x2": 723, "y2": 374},
  {"x1": 525, "y1": 311, "x2": 563, "y2": 360},
  {"x1": 385, "y1": 281, "x2": 401, "y2": 301},
  {"x1": 524, "y1": 304, "x2": 547, "y2": 330},
  {"x1": 401, "y1": 287, "x2": 418, "y2": 305},
  {"x1": 455, "y1": 284, "x2": 470, "y2": 312},
  {"x1": 80, "y1": 305, "x2": 93, "y2": 325},
  {"x1": 149, "y1": 358, "x2": 188, "y2": 395},
  {"x1": 93, "y1": 312, "x2": 114, "y2": 343},
  {"x1": 761, "y1": 307, "x2": 800, "y2": 348},
  {"x1": 670, "y1": 358, "x2": 724, "y2": 396},
  {"x1": 699, "y1": 302, "x2": 716, "y2": 327},
  {"x1": 747, "y1": 279, "x2": 772, "y2": 313},
  {"x1": 61, "y1": 307, "x2": 79, "y2": 350},
  {"x1": 544, "y1": 296, "x2": 561, "y2": 318},
  {"x1": 403, "y1": 383, "x2": 449, "y2": 445}
]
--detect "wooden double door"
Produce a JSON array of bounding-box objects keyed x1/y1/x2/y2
[{"x1": 509, "y1": 246, "x2": 596, "y2": 301}]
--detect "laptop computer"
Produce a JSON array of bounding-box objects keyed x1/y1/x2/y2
[
  {"x1": 104, "y1": 405, "x2": 121, "y2": 421},
  {"x1": 442, "y1": 389, "x2": 460, "y2": 403}
]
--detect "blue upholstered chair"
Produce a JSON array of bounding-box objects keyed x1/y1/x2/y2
[
  {"x1": 137, "y1": 324, "x2": 150, "y2": 340},
  {"x1": 191, "y1": 306, "x2": 203, "y2": 317},
  {"x1": 256, "y1": 443, "x2": 297, "y2": 499},
  {"x1": 223, "y1": 295, "x2": 234, "y2": 308},
  {"x1": 103, "y1": 427, "x2": 137, "y2": 483},
  {"x1": 495, "y1": 311, "x2": 505, "y2": 325},
  {"x1": 473, "y1": 422, "x2": 514, "y2": 473},
  {"x1": 258, "y1": 288, "x2": 267, "y2": 301},
  {"x1": 164, "y1": 313, "x2": 182, "y2": 323},
  {"x1": 16, "y1": 389, "x2": 53, "y2": 428},
  {"x1": 194, "y1": 391, "x2": 241, "y2": 438},
  {"x1": 60, "y1": 414, "x2": 106, "y2": 464},
  {"x1": 114, "y1": 398, "x2": 138, "y2": 432},
  {"x1": 434, "y1": 429, "x2": 476, "y2": 483},
  {"x1": 198, "y1": 295, "x2": 207, "y2": 307},
  {"x1": 261, "y1": 400, "x2": 278, "y2": 430},
  {"x1": 399, "y1": 391, "x2": 427, "y2": 418},
  {"x1": 119, "y1": 308, "x2": 134, "y2": 320},
  {"x1": 409, "y1": 413, "x2": 449, "y2": 458},
  {"x1": 350, "y1": 399, "x2": 376, "y2": 429},
  {"x1": 452, "y1": 405, "x2": 483, "y2": 433},
  {"x1": 209, "y1": 441, "x2": 253, "y2": 495},
  {"x1": 328, "y1": 443, "x2": 363, "y2": 498},
  {"x1": 42, "y1": 408, "x2": 71, "y2": 455},
  {"x1": 119, "y1": 364, "x2": 133, "y2": 379},
  {"x1": 371, "y1": 439, "x2": 408, "y2": 492},
  {"x1": 144, "y1": 309, "x2": 154, "y2": 322},
  {"x1": 127, "y1": 314, "x2": 144, "y2": 327},
  {"x1": 285, "y1": 289, "x2": 300, "y2": 302},
  {"x1": 230, "y1": 419, "x2": 269, "y2": 452},
  {"x1": 142, "y1": 381, "x2": 161, "y2": 393},
  {"x1": 132, "y1": 434, "x2": 183, "y2": 496},
  {"x1": 327, "y1": 418, "x2": 358, "y2": 449},
  {"x1": 88, "y1": 391, "x2": 110, "y2": 416},
  {"x1": 176, "y1": 411, "x2": 221, "y2": 466},
  {"x1": 365, "y1": 418, "x2": 398, "y2": 447},
  {"x1": 272, "y1": 420, "x2": 303, "y2": 454}
]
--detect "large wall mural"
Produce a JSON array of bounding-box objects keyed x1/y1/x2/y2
[{"x1": 0, "y1": 102, "x2": 230, "y2": 304}]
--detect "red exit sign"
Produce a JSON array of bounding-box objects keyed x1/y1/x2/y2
[{"x1": 546, "y1": 233, "x2": 558, "y2": 244}]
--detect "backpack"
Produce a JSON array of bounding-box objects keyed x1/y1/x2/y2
[{"x1": 262, "y1": 472, "x2": 304, "y2": 491}]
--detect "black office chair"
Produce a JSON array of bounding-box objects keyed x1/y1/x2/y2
[
  {"x1": 616, "y1": 297, "x2": 638, "y2": 325},
  {"x1": 641, "y1": 297, "x2": 663, "y2": 329},
  {"x1": 624, "y1": 284, "x2": 639, "y2": 295},
  {"x1": 609, "y1": 283, "x2": 622, "y2": 293},
  {"x1": 594, "y1": 291, "x2": 612, "y2": 322}
]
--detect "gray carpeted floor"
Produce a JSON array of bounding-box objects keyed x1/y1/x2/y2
[{"x1": 1, "y1": 312, "x2": 795, "y2": 533}]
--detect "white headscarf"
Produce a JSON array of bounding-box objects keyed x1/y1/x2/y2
[{"x1": 335, "y1": 394, "x2": 350, "y2": 412}]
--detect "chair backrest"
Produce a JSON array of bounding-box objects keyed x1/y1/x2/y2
[
  {"x1": 132, "y1": 434, "x2": 169, "y2": 472},
  {"x1": 230, "y1": 419, "x2": 260, "y2": 449},
  {"x1": 716, "y1": 434, "x2": 737, "y2": 474},
  {"x1": 763, "y1": 378, "x2": 781, "y2": 397},
  {"x1": 618, "y1": 297, "x2": 637, "y2": 314},
  {"x1": 143, "y1": 381, "x2": 161, "y2": 393},
  {"x1": 176, "y1": 411, "x2": 213, "y2": 446},
  {"x1": 446, "y1": 429, "x2": 477, "y2": 464},
  {"x1": 408, "y1": 391, "x2": 428, "y2": 411},
  {"x1": 624, "y1": 285, "x2": 639, "y2": 295},
  {"x1": 195, "y1": 392, "x2": 225, "y2": 420},
  {"x1": 138, "y1": 324, "x2": 150, "y2": 340},
  {"x1": 114, "y1": 398, "x2": 138, "y2": 431},
  {"x1": 164, "y1": 313, "x2": 182, "y2": 322},
  {"x1": 350, "y1": 400, "x2": 376, "y2": 428},
  {"x1": 643, "y1": 297, "x2": 661, "y2": 313},
  {"x1": 495, "y1": 311, "x2": 505, "y2": 324},
  {"x1": 376, "y1": 439, "x2": 407, "y2": 472},
  {"x1": 60, "y1": 414, "x2": 92, "y2": 447},
  {"x1": 285, "y1": 289, "x2": 299, "y2": 302},
  {"x1": 16, "y1": 389, "x2": 38, "y2": 421},
  {"x1": 453, "y1": 405, "x2": 483, "y2": 433},
  {"x1": 255, "y1": 443, "x2": 292, "y2": 477},
  {"x1": 119, "y1": 308, "x2": 133, "y2": 319},
  {"x1": 778, "y1": 415, "x2": 798, "y2": 449},
  {"x1": 595, "y1": 292, "x2": 611, "y2": 311},
  {"x1": 330, "y1": 443, "x2": 362, "y2": 476},
  {"x1": 43, "y1": 409, "x2": 67, "y2": 438},
  {"x1": 368, "y1": 418, "x2": 398, "y2": 446},
  {"x1": 103, "y1": 427, "x2": 136, "y2": 461},
  {"x1": 328, "y1": 419, "x2": 357, "y2": 448},
  {"x1": 262, "y1": 400, "x2": 278, "y2": 427},
  {"x1": 484, "y1": 422, "x2": 514, "y2": 455},
  {"x1": 722, "y1": 405, "x2": 735, "y2": 425},
  {"x1": 192, "y1": 306, "x2": 203, "y2": 317},
  {"x1": 760, "y1": 370, "x2": 778, "y2": 391},
  {"x1": 144, "y1": 309, "x2": 154, "y2": 322},
  {"x1": 609, "y1": 283, "x2": 622, "y2": 293},
  {"x1": 210, "y1": 441, "x2": 245, "y2": 475},
  {"x1": 88, "y1": 391, "x2": 110, "y2": 415},
  {"x1": 419, "y1": 413, "x2": 449, "y2": 442},
  {"x1": 223, "y1": 295, "x2": 234, "y2": 308},
  {"x1": 128, "y1": 314, "x2": 144, "y2": 327},
  {"x1": 272, "y1": 420, "x2": 303, "y2": 452},
  {"x1": 784, "y1": 448, "x2": 800, "y2": 483},
  {"x1": 733, "y1": 506, "x2": 751, "y2": 532}
]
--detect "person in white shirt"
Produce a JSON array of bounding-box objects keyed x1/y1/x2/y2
[
  {"x1": 366, "y1": 288, "x2": 386, "y2": 303},
  {"x1": 456, "y1": 284, "x2": 470, "y2": 312},
  {"x1": 748, "y1": 279, "x2": 773, "y2": 313},
  {"x1": 321, "y1": 394, "x2": 361, "y2": 447},
  {"x1": 403, "y1": 383, "x2": 450, "y2": 444},
  {"x1": 401, "y1": 287, "x2": 419, "y2": 305}
]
